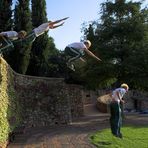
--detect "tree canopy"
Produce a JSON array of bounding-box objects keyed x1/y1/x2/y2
[
  {"x1": 0, "y1": 0, "x2": 148, "y2": 90},
  {"x1": 80, "y1": 0, "x2": 148, "y2": 90}
]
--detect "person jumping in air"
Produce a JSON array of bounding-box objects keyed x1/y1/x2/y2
[
  {"x1": 64, "y1": 40, "x2": 101, "y2": 71},
  {"x1": 0, "y1": 17, "x2": 69, "y2": 53}
]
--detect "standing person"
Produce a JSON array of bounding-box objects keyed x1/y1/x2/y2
[
  {"x1": 0, "y1": 17, "x2": 69, "y2": 53},
  {"x1": 64, "y1": 40, "x2": 101, "y2": 71},
  {"x1": 110, "y1": 83, "x2": 129, "y2": 138}
]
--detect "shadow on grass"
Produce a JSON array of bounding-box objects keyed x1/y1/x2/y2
[
  {"x1": 98, "y1": 141, "x2": 111, "y2": 145},
  {"x1": 93, "y1": 141, "x2": 112, "y2": 148},
  {"x1": 90, "y1": 135, "x2": 112, "y2": 147}
]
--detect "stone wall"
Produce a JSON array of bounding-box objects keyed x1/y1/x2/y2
[
  {"x1": 124, "y1": 90, "x2": 148, "y2": 111},
  {"x1": 66, "y1": 85, "x2": 83, "y2": 118},
  {"x1": 88, "y1": 89, "x2": 148, "y2": 113},
  {"x1": 14, "y1": 74, "x2": 83, "y2": 127},
  {"x1": 0, "y1": 57, "x2": 84, "y2": 146},
  {"x1": 82, "y1": 90, "x2": 98, "y2": 105}
]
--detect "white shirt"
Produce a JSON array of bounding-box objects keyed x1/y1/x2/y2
[
  {"x1": 67, "y1": 42, "x2": 87, "y2": 50},
  {"x1": 112, "y1": 88, "x2": 126, "y2": 103},
  {"x1": 33, "y1": 23, "x2": 49, "y2": 37},
  {"x1": 0, "y1": 31, "x2": 18, "y2": 40},
  {"x1": 67, "y1": 42, "x2": 87, "y2": 55}
]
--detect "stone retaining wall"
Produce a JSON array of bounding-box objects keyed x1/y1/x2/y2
[
  {"x1": 0, "y1": 57, "x2": 84, "y2": 147},
  {"x1": 82, "y1": 89, "x2": 148, "y2": 113},
  {"x1": 14, "y1": 74, "x2": 83, "y2": 127}
]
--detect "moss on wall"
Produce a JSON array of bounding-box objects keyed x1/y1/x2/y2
[
  {"x1": 0, "y1": 57, "x2": 21, "y2": 146},
  {"x1": 0, "y1": 56, "x2": 84, "y2": 147}
]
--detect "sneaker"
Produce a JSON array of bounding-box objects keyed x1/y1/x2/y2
[
  {"x1": 67, "y1": 63, "x2": 75, "y2": 71},
  {"x1": 118, "y1": 133, "x2": 123, "y2": 139},
  {"x1": 113, "y1": 134, "x2": 118, "y2": 138},
  {"x1": 112, "y1": 134, "x2": 122, "y2": 139},
  {"x1": 70, "y1": 64, "x2": 75, "y2": 71}
]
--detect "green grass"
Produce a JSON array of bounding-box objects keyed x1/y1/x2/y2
[{"x1": 90, "y1": 126, "x2": 148, "y2": 148}]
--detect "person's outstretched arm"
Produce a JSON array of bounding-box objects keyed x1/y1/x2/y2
[
  {"x1": 48, "y1": 17, "x2": 69, "y2": 29},
  {"x1": 116, "y1": 91, "x2": 125, "y2": 103},
  {"x1": 34, "y1": 17, "x2": 69, "y2": 37},
  {"x1": 50, "y1": 22, "x2": 65, "y2": 29},
  {"x1": 80, "y1": 57, "x2": 86, "y2": 62},
  {"x1": 84, "y1": 48, "x2": 102, "y2": 61},
  {"x1": 48, "y1": 17, "x2": 69, "y2": 25}
]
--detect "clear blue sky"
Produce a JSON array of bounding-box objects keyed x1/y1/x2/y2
[
  {"x1": 46, "y1": 0, "x2": 104, "y2": 50},
  {"x1": 46, "y1": 0, "x2": 147, "y2": 50},
  {"x1": 12, "y1": 0, "x2": 147, "y2": 50}
]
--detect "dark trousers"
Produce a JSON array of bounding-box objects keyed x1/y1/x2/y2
[
  {"x1": 0, "y1": 36, "x2": 14, "y2": 54},
  {"x1": 110, "y1": 102, "x2": 122, "y2": 136},
  {"x1": 64, "y1": 47, "x2": 82, "y2": 64}
]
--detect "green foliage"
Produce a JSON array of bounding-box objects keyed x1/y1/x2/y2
[
  {"x1": 81, "y1": 0, "x2": 148, "y2": 90},
  {"x1": 31, "y1": 0, "x2": 47, "y2": 26},
  {"x1": 0, "y1": 59, "x2": 22, "y2": 143},
  {"x1": 13, "y1": 40, "x2": 33, "y2": 74},
  {"x1": 0, "y1": 0, "x2": 13, "y2": 32},
  {"x1": 26, "y1": 0, "x2": 58, "y2": 76},
  {"x1": 90, "y1": 126, "x2": 148, "y2": 148},
  {"x1": 5, "y1": 0, "x2": 32, "y2": 74},
  {"x1": 14, "y1": 0, "x2": 32, "y2": 32},
  {"x1": 31, "y1": 0, "x2": 48, "y2": 74}
]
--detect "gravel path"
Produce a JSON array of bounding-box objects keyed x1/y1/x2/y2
[{"x1": 8, "y1": 104, "x2": 148, "y2": 148}]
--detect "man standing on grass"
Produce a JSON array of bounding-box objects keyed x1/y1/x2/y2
[{"x1": 110, "y1": 83, "x2": 129, "y2": 138}]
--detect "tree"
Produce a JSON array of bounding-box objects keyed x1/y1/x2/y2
[
  {"x1": 26, "y1": 0, "x2": 50, "y2": 76},
  {"x1": 6, "y1": 0, "x2": 32, "y2": 74},
  {"x1": 0, "y1": 0, "x2": 12, "y2": 32},
  {"x1": 0, "y1": 0, "x2": 13, "y2": 63},
  {"x1": 82, "y1": 0, "x2": 148, "y2": 90}
]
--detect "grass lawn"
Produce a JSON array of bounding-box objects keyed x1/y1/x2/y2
[{"x1": 90, "y1": 126, "x2": 148, "y2": 148}]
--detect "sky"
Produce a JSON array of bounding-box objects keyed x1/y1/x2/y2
[
  {"x1": 45, "y1": 0, "x2": 147, "y2": 50},
  {"x1": 12, "y1": 0, "x2": 147, "y2": 50},
  {"x1": 46, "y1": 0, "x2": 104, "y2": 50}
]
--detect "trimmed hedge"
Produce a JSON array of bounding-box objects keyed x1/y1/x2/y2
[{"x1": 0, "y1": 57, "x2": 21, "y2": 146}]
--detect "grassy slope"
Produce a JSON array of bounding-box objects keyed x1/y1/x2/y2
[{"x1": 90, "y1": 126, "x2": 148, "y2": 148}]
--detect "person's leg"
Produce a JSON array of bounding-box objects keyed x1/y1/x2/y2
[
  {"x1": 0, "y1": 36, "x2": 14, "y2": 53},
  {"x1": 114, "y1": 103, "x2": 122, "y2": 138},
  {"x1": 118, "y1": 106, "x2": 122, "y2": 138},
  {"x1": 64, "y1": 47, "x2": 82, "y2": 71},
  {"x1": 110, "y1": 103, "x2": 117, "y2": 136},
  {"x1": 110, "y1": 102, "x2": 121, "y2": 137}
]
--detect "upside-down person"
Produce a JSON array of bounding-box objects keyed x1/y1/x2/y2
[
  {"x1": 64, "y1": 40, "x2": 101, "y2": 71},
  {"x1": 0, "y1": 17, "x2": 69, "y2": 53}
]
